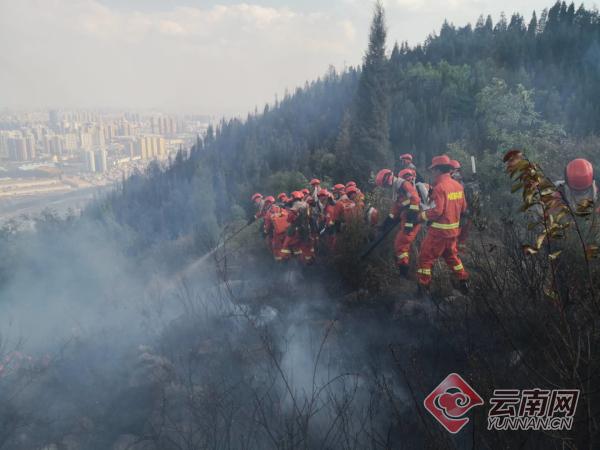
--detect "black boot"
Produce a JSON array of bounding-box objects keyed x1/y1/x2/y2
[{"x1": 458, "y1": 279, "x2": 470, "y2": 295}]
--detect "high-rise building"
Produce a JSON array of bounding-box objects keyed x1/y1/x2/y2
[
  {"x1": 44, "y1": 135, "x2": 64, "y2": 157},
  {"x1": 137, "y1": 136, "x2": 148, "y2": 159},
  {"x1": 136, "y1": 135, "x2": 166, "y2": 160},
  {"x1": 0, "y1": 132, "x2": 9, "y2": 157},
  {"x1": 94, "y1": 149, "x2": 108, "y2": 173},
  {"x1": 24, "y1": 134, "x2": 36, "y2": 160},
  {"x1": 85, "y1": 150, "x2": 96, "y2": 172},
  {"x1": 92, "y1": 126, "x2": 105, "y2": 147},
  {"x1": 8, "y1": 137, "x2": 28, "y2": 161},
  {"x1": 119, "y1": 121, "x2": 132, "y2": 137},
  {"x1": 150, "y1": 136, "x2": 157, "y2": 156},
  {"x1": 49, "y1": 109, "x2": 60, "y2": 131},
  {"x1": 168, "y1": 116, "x2": 176, "y2": 135},
  {"x1": 125, "y1": 140, "x2": 137, "y2": 158},
  {"x1": 63, "y1": 133, "x2": 78, "y2": 152},
  {"x1": 157, "y1": 137, "x2": 166, "y2": 157},
  {"x1": 80, "y1": 132, "x2": 93, "y2": 151},
  {"x1": 105, "y1": 124, "x2": 116, "y2": 141}
]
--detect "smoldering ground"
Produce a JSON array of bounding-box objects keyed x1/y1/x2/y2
[{"x1": 0, "y1": 215, "x2": 470, "y2": 449}]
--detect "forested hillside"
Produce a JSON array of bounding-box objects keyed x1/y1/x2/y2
[
  {"x1": 94, "y1": 1, "x2": 600, "y2": 254},
  {"x1": 1, "y1": 2, "x2": 600, "y2": 448}
]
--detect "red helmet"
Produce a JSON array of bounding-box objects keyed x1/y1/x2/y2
[
  {"x1": 251, "y1": 193, "x2": 263, "y2": 202},
  {"x1": 317, "y1": 189, "x2": 330, "y2": 197},
  {"x1": 345, "y1": 181, "x2": 356, "y2": 188},
  {"x1": 310, "y1": 178, "x2": 321, "y2": 186},
  {"x1": 400, "y1": 153, "x2": 413, "y2": 161},
  {"x1": 428, "y1": 155, "x2": 452, "y2": 170},
  {"x1": 264, "y1": 196, "x2": 275, "y2": 204},
  {"x1": 333, "y1": 183, "x2": 345, "y2": 192},
  {"x1": 375, "y1": 169, "x2": 394, "y2": 187},
  {"x1": 301, "y1": 188, "x2": 310, "y2": 195},
  {"x1": 277, "y1": 192, "x2": 288, "y2": 202},
  {"x1": 345, "y1": 185, "x2": 358, "y2": 196},
  {"x1": 566, "y1": 158, "x2": 594, "y2": 191},
  {"x1": 449, "y1": 159, "x2": 461, "y2": 170},
  {"x1": 291, "y1": 191, "x2": 304, "y2": 201},
  {"x1": 398, "y1": 169, "x2": 415, "y2": 180}
]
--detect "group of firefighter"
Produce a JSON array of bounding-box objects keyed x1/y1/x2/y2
[{"x1": 250, "y1": 153, "x2": 598, "y2": 295}]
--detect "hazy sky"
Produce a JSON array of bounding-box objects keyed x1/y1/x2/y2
[{"x1": 0, "y1": 0, "x2": 560, "y2": 116}]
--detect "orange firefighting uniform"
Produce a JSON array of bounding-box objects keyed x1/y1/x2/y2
[
  {"x1": 317, "y1": 199, "x2": 337, "y2": 252},
  {"x1": 417, "y1": 173, "x2": 469, "y2": 286},
  {"x1": 267, "y1": 206, "x2": 290, "y2": 261},
  {"x1": 282, "y1": 201, "x2": 315, "y2": 263},
  {"x1": 333, "y1": 195, "x2": 357, "y2": 227},
  {"x1": 261, "y1": 204, "x2": 277, "y2": 252},
  {"x1": 391, "y1": 180, "x2": 422, "y2": 267}
]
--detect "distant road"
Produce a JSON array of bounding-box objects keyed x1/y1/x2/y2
[{"x1": 0, "y1": 186, "x2": 113, "y2": 222}]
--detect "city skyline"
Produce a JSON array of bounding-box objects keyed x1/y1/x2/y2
[
  {"x1": 1, "y1": 0, "x2": 555, "y2": 116},
  {"x1": 0, "y1": 108, "x2": 211, "y2": 220}
]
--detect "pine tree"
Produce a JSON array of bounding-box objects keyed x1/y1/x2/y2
[
  {"x1": 348, "y1": 0, "x2": 392, "y2": 185},
  {"x1": 334, "y1": 111, "x2": 352, "y2": 180},
  {"x1": 527, "y1": 11, "x2": 538, "y2": 37},
  {"x1": 538, "y1": 8, "x2": 548, "y2": 33}
]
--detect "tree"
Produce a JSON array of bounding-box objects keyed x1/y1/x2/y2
[
  {"x1": 476, "y1": 78, "x2": 564, "y2": 151},
  {"x1": 347, "y1": 0, "x2": 392, "y2": 185}
]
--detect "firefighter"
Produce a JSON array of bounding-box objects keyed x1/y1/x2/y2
[
  {"x1": 261, "y1": 196, "x2": 276, "y2": 251},
  {"x1": 282, "y1": 191, "x2": 315, "y2": 264},
  {"x1": 558, "y1": 158, "x2": 597, "y2": 210},
  {"x1": 375, "y1": 169, "x2": 395, "y2": 188},
  {"x1": 347, "y1": 181, "x2": 366, "y2": 205},
  {"x1": 400, "y1": 153, "x2": 424, "y2": 183},
  {"x1": 310, "y1": 178, "x2": 321, "y2": 202},
  {"x1": 317, "y1": 189, "x2": 336, "y2": 228},
  {"x1": 346, "y1": 185, "x2": 362, "y2": 210},
  {"x1": 417, "y1": 155, "x2": 469, "y2": 294},
  {"x1": 332, "y1": 184, "x2": 346, "y2": 200},
  {"x1": 333, "y1": 185, "x2": 357, "y2": 232},
  {"x1": 277, "y1": 192, "x2": 289, "y2": 206},
  {"x1": 267, "y1": 199, "x2": 290, "y2": 262},
  {"x1": 250, "y1": 193, "x2": 265, "y2": 223},
  {"x1": 346, "y1": 184, "x2": 378, "y2": 234},
  {"x1": 450, "y1": 159, "x2": 462, "y2": 181},
  {"x1": 381, "y1": 169, "x2": 421, "y2": 277},
  {"x1": 317, "y1": 189, "x2": 337, "y2": 252},
  {"x1": 399, "y1": 154, "x2": 416, "y2": 171}
]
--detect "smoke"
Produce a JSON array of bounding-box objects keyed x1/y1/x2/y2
[
  {"x1": 0, "y1": 218, "x2": 154, "y2": 352},
  {"x1": 0, "y1": 208, "x2": 450, "y2": 449}
]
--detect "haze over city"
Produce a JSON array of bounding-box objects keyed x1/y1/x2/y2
[{"x1": 2, "y1": 0, "x2": 554, "y2": 116}]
